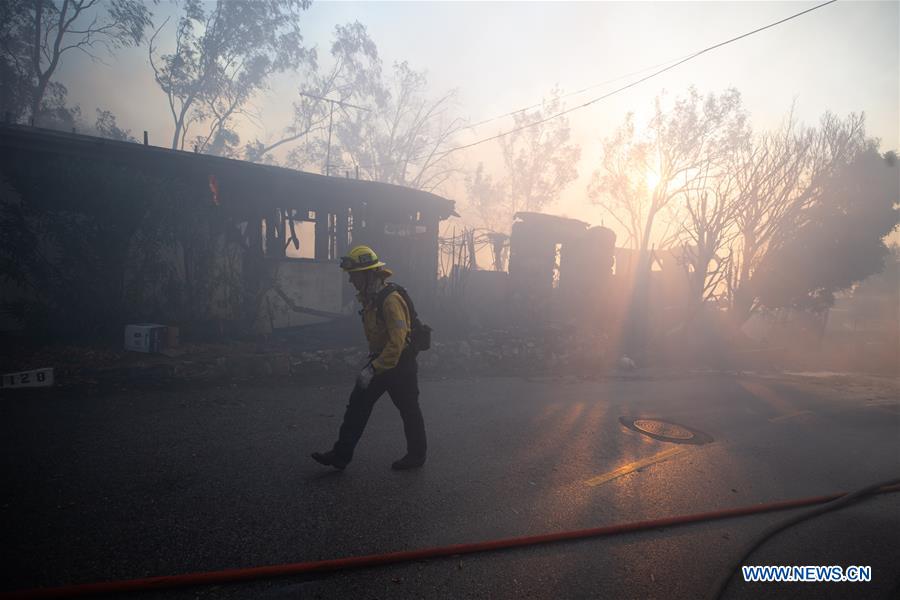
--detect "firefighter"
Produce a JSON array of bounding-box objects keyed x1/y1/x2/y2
[{"x1": 311, "y1": 245, "x2": 427, "y2": 471}]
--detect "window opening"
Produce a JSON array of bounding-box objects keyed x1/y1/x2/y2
[
  {"x1": 284, "y1": 221, "x2": 316, "y2": 259},
  {"x1": 328, "y1": 213, "x2": 338, "y2": 260},
  {"x1": 346, "y1": 208, "x2": 354, "y2": 250},
  {"x1": 552, "y1": 243, "x2": 562, "y2": 289}
]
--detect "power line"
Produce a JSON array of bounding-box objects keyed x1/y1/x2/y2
[
  {"x1": 465, "y1": 53, "x2": 695, "y2": 131},
  {"x1": 298, "y1": 92, "x2": 370, "y2": 176},
  {"x1": 358, "y1": 0, "x2": 838, "y2": 172}
]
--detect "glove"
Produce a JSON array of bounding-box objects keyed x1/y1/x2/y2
[{"x1": 356, "y1": 363, "x2": 375, "y2": 390}]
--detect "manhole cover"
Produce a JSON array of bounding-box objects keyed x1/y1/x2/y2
[
  {"x1": 633, "y1": 419, "x2": 695, "y2": 440},
  {"x1": 619, "y1": 417, "x2": 713, "y2": 445}
]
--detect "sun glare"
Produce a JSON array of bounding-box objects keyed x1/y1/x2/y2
[{"x1": 645, "y1": 169, "x2": 660, "y2": 190}]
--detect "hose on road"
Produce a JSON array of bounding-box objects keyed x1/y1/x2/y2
[
  {"x1": 712, "y1": 476, "x2": 900, "y2": 599},
  {"x1": 5, "y1": 482, "x2": 900, "y2": 599}
]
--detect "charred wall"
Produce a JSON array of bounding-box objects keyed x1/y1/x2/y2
[{"x1": 0, "y1": 124, "x2": 455, "y2": 340}]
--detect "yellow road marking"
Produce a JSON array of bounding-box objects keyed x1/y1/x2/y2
[
  {"x1": 585, "y1": 447, "x2": 685, "y2": 487},
  {"x1": 768, "y1": 410, "x2": 812, "y2": 423}
]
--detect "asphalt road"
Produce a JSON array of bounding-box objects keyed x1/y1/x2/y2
[{"x1": 1, "y1": 370, "x2": 898, "y2": 599}]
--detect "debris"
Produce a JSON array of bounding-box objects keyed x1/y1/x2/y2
[{"x1": 619, "y1": 355, "x2": 637, "y2": 370}]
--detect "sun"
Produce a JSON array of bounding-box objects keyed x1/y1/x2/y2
[{"x1": 645, "y1": 168, "x2": 660, "y2": 190}]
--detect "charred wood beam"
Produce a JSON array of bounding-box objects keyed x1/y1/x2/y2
[
  {"x1": 337, "y1": 209, "x2": 349, "y2": 256},
  {"x1": 315, "y1": 212, "x2": 329, "y2": 260}
]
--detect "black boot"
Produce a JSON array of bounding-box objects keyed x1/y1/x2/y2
[
  {"x1": 311, "y1": 451, "x2": 348, "y2": 470},
  {"x1": 391, "y1": 454, "x2": 426, "y2": 470}
]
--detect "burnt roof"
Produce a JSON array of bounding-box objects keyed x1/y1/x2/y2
[
  {"x1": 0, "y1": 123, "x2": 457, "y2": 220},
  {"x1": 513, "y1": 211, "x2": 590, "y2": 237}
]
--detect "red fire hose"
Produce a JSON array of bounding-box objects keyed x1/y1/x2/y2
[{"x1": 5, "y1": 483, "x2": 899, "y2": 599}]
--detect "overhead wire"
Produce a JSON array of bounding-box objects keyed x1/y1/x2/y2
[
  {"x1": 464, "y1": 53, "x2": 695, "y2": 131},
  {"x1": 357, "y1": 0, "x2": 839, "y2": 171}
]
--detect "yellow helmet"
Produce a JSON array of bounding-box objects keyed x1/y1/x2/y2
[{"x1": 340, "y1": 245, "x2": 386, "y2": 272}]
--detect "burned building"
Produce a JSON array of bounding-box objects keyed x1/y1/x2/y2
[
  {"x1": 0, "y1": 124, "x2": 457, "y2": 338},
  {"x1": 507, "y1": 212, "x2": 616, "y2": 323},
  {"x1": 452, "y1": 213, "x2": 619, "y2": 330}
]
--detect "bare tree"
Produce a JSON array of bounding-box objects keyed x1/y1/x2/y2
[
  {"x1": 676, "y1": 160, "x2": 742, "y2": 305},
  {"x1": 246, "y1": 21, "x2": 382, "y2": 167},
  {"x1": 94, "y1": 107, "x2": 134, "y2": 140},
  {"x1": 589, "y1": 87, "x2": 749, "y2": 263},
  {"x1": 0, "y1": 0, "x2": 152, "y2": 126},
  {"x1": 725, "y1": 111, "x2": 868, "y2": 322},
  {"x1": 148, "y1": 0, "x2": 314, "y2": 152},
  {"x1": 589, "y1": 88, "x2": 891, "y2": 334},
  {"x1": 465, "y1": 163, "x2": 504, "y2": 233},
  {"x1": 329, "y1": 61, "x2": 463, "y2": 192},
  {"x1": 468, "y1": 88, "x2": 581, "y2": 232},
  {"x1": 587, "y1": 112, "x2": 649, "y2": 250}
]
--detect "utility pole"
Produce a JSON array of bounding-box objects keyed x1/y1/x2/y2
[
  {"x1": 298, "y1": 92, "x2": 370, "y2": 177},
  {"x1": 325, "y1": 101, "x2": 334, "y2": 176}
]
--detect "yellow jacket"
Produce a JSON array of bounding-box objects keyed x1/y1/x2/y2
[{"x1": 361, "y1": 286, "x2": 411, "y2": 373}]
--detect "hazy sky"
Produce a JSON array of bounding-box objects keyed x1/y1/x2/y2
[{"x1": 54, "y1": 0, "x2": 899, "y2": 229}]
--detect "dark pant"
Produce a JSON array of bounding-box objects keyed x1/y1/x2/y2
[{"x1": 332, "y1": 353, "x2": 426, "y2": 463}]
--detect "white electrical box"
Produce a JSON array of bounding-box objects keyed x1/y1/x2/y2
[{"x1": 124, "y1": 323, "x2": 167, "y2": 353}]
